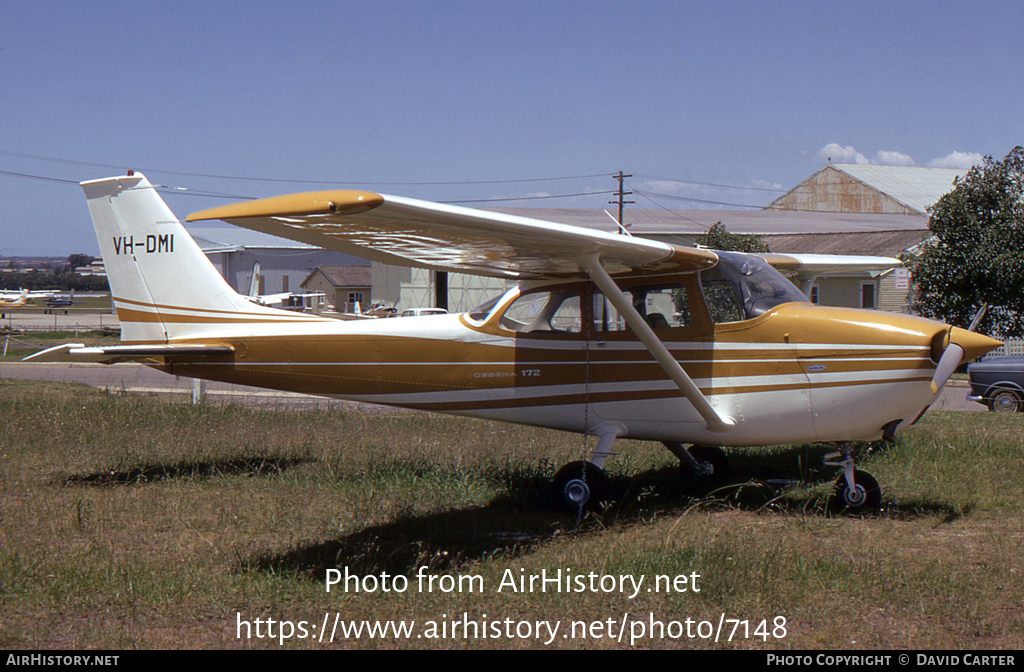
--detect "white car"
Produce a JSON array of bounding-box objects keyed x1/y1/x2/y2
[{"x1": 400, "y1": 307, "x2": 449, "y2": 318}]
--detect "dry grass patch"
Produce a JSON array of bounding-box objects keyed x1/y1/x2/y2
[{"x1": 1, "y1": 379, "x2": 1022, "y2": 649}]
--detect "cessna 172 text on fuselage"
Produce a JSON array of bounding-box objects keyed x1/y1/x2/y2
[{"x1": 28, "y1": 173, "x2": 1001, "y2": 511}]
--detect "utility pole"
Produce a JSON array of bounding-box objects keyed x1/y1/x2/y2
[{"x1": 610, "y1": 171, "x2": 634, "y2": 232}]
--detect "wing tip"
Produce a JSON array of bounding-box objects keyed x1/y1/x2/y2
[{"x1": 186, "y1": 190, "x2": 384, "y2": 222}]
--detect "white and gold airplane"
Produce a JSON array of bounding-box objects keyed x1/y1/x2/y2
[
  {"x1": 0, "y1": 289, "x2": 31, "y2": 308},
  {"x1": 28, "y1": 173, "x2": 1001, "y2": 511}
]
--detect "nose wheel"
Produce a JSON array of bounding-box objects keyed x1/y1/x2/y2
[
  {"x1": 832, "y1": 470, "x2": 881, "y2": 509},
  {"x1": 825, "y1": 446, "x2": 881, "y2": 511}
]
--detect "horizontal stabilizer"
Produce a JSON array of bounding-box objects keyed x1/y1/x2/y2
[{"x1": 25, "y1": 343, "x2": 234, "y2": 364}]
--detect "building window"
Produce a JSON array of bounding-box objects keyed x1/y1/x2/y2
[
  {"x1": 809, "y1": 284, "x2": 819, "y2": 304},
  {"x1": 348, "y1": 291, "x2": 364, "y2": 307},
  {"x1": 282, "y1": 275, "x2": 289, "y2": 293},
  {"x1": 860, "y1": 281, "x2": 876, "y2": 309}
]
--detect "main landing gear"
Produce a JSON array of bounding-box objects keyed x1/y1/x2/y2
[
  {"x1": 550, "y1": 436, "x2": 882, "y2": 512},
  {"x1": 552, "y1": 461, "x2": 609, "y2": 511},
  {"x1": 664, "y1": 442, "x2": 730, "y2": 483},
  {"x1": 551, "y1": 425, "x2": 620, "y2": 511},
  {"x1": 550, "y1": 441, "x2": 734, "y2": 510}
]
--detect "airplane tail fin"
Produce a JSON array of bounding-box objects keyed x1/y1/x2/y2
[
  {"x1": 81, "y1": 173, "x2": 309, "y2": 343},
  {"x1": 248, "y1": 261, "x2": 262, "y2": 298}
]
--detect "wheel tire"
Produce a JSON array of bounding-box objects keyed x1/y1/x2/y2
[
  {"x1": 988, "y1": 389, "x2": 1021, "y2": 413},
  {"x1": 831, "y1": 470, "x2": 881, "y2": 511},
  {"x1": 686, "y1": 445, "x2": 730, "y2": 481},
  {"x1": 552, "y1": 461, "x2": 609, "y2": 512},
  {"x1": 679, "y1": 445, "x2": 730, "y2": 496}
]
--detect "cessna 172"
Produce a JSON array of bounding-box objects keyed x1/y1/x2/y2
[
  {"x1": 0, "y1": 289, "x2": 31, "y2": 308},
  {"x1": 29, "y1": 173, "x2": 1001, "y2": 511}
]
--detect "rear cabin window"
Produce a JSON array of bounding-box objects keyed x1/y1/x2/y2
[{"x1": 593, "y1": 283, "x2": 693, "y2": 332}]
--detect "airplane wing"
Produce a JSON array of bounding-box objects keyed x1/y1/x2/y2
[
  {"x1": 24, "y1": 343, "x2": 234, "y2": 364},
  {"x1": 187, "y1": 191, "x2": 719, "y2": 279},
  {"x1": 760, "y1": 253, "x2": 902, "y2": 276},
  {"x1": 247, "y1": 292, "x2": 293, "y2": 305}
]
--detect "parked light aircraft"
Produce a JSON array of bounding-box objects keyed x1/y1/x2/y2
[
  {"x1": 28, "y1": 173, "x2": 1002, "y2": 511},
  {"x1": 44, "y1": 291, "x2": 78, "y2": 308},
  {"x1": 0, "y1": 289, "x2": 31, "y2": 308},
  {"x1": 242, "y1": 261, "x2": 295, "y2": 308}
]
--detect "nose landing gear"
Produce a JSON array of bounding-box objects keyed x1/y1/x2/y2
[{"x1": 825, "y1": 445, "x2": 881, "y2": 511}]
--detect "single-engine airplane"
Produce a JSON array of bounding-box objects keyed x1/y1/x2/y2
[
  {"x1": 44, "y1": 291, "x2": 78, "y2": 308},
  {"x1": 28, "y1": 173, "x2": 1002, "y2": 511},
  {"x1": 0, "y1": 289, "x2": 31, "y2": 308}
]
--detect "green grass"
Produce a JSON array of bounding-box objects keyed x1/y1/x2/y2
[
  {"x1": 1, "y1": 379, "x2": 1022, "y2": 649},
  {"x1": 0, "y1": 329, "x2": 120, "y2": 361}
]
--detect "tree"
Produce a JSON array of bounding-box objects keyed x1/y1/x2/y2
[
  {"x1": 67, "y1": 253, "x2": 95, "y2": 273},
  {"x1": 696, "y1": 221, "x2": 771, "y2": 253},
  {"x1": 911, "y1": 146, "x2": 1024, "y2": 338}
]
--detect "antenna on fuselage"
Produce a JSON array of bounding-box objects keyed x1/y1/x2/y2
[{"x1": 604, "y1": 210, "x2": 633, "y2": 237}]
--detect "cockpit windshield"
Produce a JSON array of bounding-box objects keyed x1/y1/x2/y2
[
  {"x1": 700, "y1": 251, "x2": 809, "y2": 322},
  {"x1": 467, "y1": 294, "x2": 505, "y2": 322}
]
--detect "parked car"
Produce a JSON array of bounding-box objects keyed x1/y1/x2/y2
[
  {"x1": 967, "y1": 356, "x2": 1024, "y2": 412},
  {"x1": 400, "y1": 307, "x2": 448, "y2": 318}
]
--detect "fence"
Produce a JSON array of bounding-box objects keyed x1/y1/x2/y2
[{"x1": 988, "y1": 339, "x2": 1024, "y2": 357}]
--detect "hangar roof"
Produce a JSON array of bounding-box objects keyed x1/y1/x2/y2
[
  {"x1": 765, "y1": 164, "x2": 966, "y2": 215},
  {"x1": 302, "y1": 265, "x2": 372, "y2": 288}
]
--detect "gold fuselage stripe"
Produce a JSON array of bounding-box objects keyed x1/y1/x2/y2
[{"x1": 159, "y1": 329, "x2": 937, "y2": 403}]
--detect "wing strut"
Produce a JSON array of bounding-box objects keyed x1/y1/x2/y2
[{"x1": 578, "y1": 254, "x2": 735, "y2": 435}]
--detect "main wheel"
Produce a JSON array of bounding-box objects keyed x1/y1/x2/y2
[
  {"x1": 988, "y1": 389, "x2": 1021, "y2": 413},
  {"x1": 830, "y1": 470, "x2": 881, "y2": 511},
  {"x1": 679, "y1": 445, "x2": 730, "y2": 496},
  {"x1": 552, "y1": 461, "x2": 609, "y2": 512},
  {"x1": 686, "y1": 445, "x2": 730, "y2": 481}
]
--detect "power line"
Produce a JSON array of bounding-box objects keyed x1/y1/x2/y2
[
  {"x1": 630, "y1": 186, "x2": 765, "y2": 209},
  {"x1": 0, "y1": 169, "x2": 79, "y2": 185},
  {"x1": 0, "y1": 168, "x2": 257, "y2": 199},
  {"x1": 154, "y1": 185, "x2": 258, "y2": 200},
  {"x1": 442, "y1": 190, "x2": 616, "y2": 204},
  {"x1": 627, "y1": 186, "x2": 714, "y2": 228},
  {"x1": 0, "y1": 150, "x2": 610, "y2": 187},
  {"x1": 634, "y1": 172, "x2": 787, "y2": 193},
  {"x1": 0, "y1": 167, "x2": 614, "y2": 204}
]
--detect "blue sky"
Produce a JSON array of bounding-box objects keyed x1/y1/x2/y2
[{"x1": 2, "y1": 1, "x2": 1022, "y2": 255}]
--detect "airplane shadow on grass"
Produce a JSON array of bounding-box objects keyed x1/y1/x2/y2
[
  {"x1": 247, "y1": 442, "x2": 967, "y2": 580},
  {"x1": 61, "y1": 456, "x2": 313, "y2": 486}
]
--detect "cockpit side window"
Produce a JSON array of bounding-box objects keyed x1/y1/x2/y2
[
  {"x1": 700, "y1": 251, "x2": 809, "y2": 323},
  {"x1": 700, "y1": 272, "x2": 744, "y2": 324}
]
